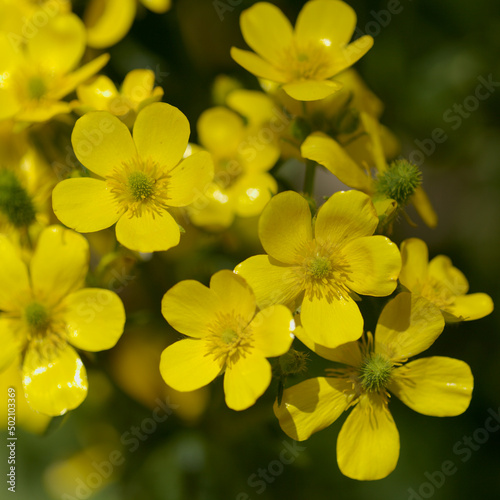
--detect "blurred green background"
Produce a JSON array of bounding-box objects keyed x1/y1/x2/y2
[{"x1": 5, "y1": 0, "x2": 500, "y2": 499}]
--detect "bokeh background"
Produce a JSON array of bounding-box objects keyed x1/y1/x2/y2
[{"x1": 3, "y1": 0, "x2": 499, "y2": 499}]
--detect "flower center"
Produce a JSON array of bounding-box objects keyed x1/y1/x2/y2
[
  {"x1": 281, "y1": 42, "x2": 332, "y2": 82},
  {"x1": 106, "y1": 156, "x2": 170, "y2": 217},
  {"x1": 27, "y1": 76, "x2": 47, "y2": 100},
  {"x1": 128, "y1": 171, "x2": 155, "y2": 201},
  {"x1": 205, "y1": 313, "x2": 253, "y2": 367},
  {"x1": 307, "y1": 256, "x2": 331, "y2": 279},
  {"x1": 0, "y1": 169, "x2": 37, "y2": 227},
  {"x1": 420, "y1": 278, "x2": 455, "y2": 310},
  {"x1": 24, "y1": 302, "x2": 50, "y2": 332},
  {"x1": 359, "y1": 353, "x2": 393, "y2": 393}
]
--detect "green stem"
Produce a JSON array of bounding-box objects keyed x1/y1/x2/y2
[{"x1": 303, "y1": 159, "x2": 316, "y2": 197}]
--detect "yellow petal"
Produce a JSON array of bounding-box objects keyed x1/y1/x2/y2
[
  {"x1": 52, "y1": 178, "x2": 122, "y2": 232},
  {"x1": 85, "y1": 0, "x2": 136, "y2": 49},
  {"x1": 197, "y1": 106, "x2": 245, "y2": 157},
  {"x1": 72, "y1": 111, "x2": 136, "y2": 178},
  {"x1": 141, "y1": 0, "x2": 172, "y2": 13},
  {"x1": 445, "y1": 293, "x2": 494, "y2": 322},
  {"x1": 338, "y1": 36, "x2": 374, "y2": 73},
  {"x1": 133, "y1": 102, "x2": 190, "y2": 170},
  {"x1": 226, "y1": 89, "x2": 276, "y2": 127},
  {"x1": 342, "y1": 235, "x2": 401, "y2": 296},
  {"x1": 428, "y1": 255, "x2": 469, "y2": 295},
  {"x1": 115, "y1": 209, "x2": 180, "y2": 252},
  {"x1": 295, "y1": 0, "x2": 356, "y2": 48},
  {"x1": 301, "y1": 293, "x2": 363, "y2": 349},
  {"x1": 315, "y1": 190, "x2": 378, "y2": 248},
  {"x1": 240, "y1": 2, "x2": 293, "y2": 66},
  {"x1": 250, "y1": 304, "x2": 294, "y2": 358},
  {"x1": 22, "y1": 342, "x2": 88, "y2": 416},
  {"x1": 259, "y1": 191, "x2": 312, "y2": 264},
  {"x1": 337, "y1": 393, "x2": 399, "y2": 480},
  {"x1": 162, "y1": 280, "x2": 221, "y2": 338},
  {"x1": 0, "y1": 88, "x2": 21, "y2": 121},
  {"x1": 160, "y1": 339, "x2": 221, "y2": 391},
  {"x1": 210, "y1": 270, "x2": 256, "y2": 324},
  {"x1": 390, "y1": 357, "x2": 473, "y2": 416},
  {"x1": 230, "y1": 47, "x2": 288, "y2": 83},
  {"x1": 224, "y1": 353, "x2": 271, "y2": 411},
  {"x1": 0, "y1": 319, "x2": 23, "y2": 372},
  {"x1": 61, "y1": 289, "x2": 125, "y2": 352},
  {"x1": 76, "y1": 75, "x2": 118, "y2": 110},
  {"x1": 167, "y1": 152, "x2": 214, "y2": 207},
  {"x1": 234, "y1": 255, "x2": 301, "y2": 309},
  {"x1": 0, "y1": 235, "x2": 30, "y2": 312},
  {"x1": 28, "y1": 14, "x2": 85, "y2": 74},
  {"x1": 295, "y1": 326, "x2": 362, "y2": 367},
  {"x1": 232, "y1": 172, "x2": 278, "y2": 217},
  {"x1": 30, "y1": 226, "x2": 89, "y2": 308},
  {"x1": 282, "y1": 80, "x2": 342, "y2": 101},
  {"x1": 121, "y1": 69, "x2": 155, "y2": 104},
  {"x1": 15, "y1": 100, "x2": 73, "y2": 123},
  {"x1": 274, "y1": 377, "x2": 351, "y2": 441},
  {"x1": 360, "y1": 112, "x2": 388, "y2": 173},
  {"x1": 301, "y1": 133, "x2": 372, "y2": 191},
  {"x1": 187, "y1": 183, "x2": 235, "y2": 229},
  {"x1": 375, "y1": 293, "x2": 444, "y2": 361},
  {"x1": 411, "y1": 186, "x2": 438, "y2": 228},
  {"x1": 399, "y1": 238, "x2": 429, "y2": 291}
]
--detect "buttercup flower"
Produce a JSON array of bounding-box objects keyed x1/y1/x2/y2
[
  {"x1": 84, "y1": 0, "x2": 172, "y2": 49},
  {"x1": 274, "y1": 292, "x2": 473, "y2": 480},
  {"x1": 231, "y1": 1, "x2": 373, "y2": 101},
  {"x1": 0, "y1": 14, "x2": 109, "y2": 123},
  {"x1": 52, "y1": 102, "x2": 213, "y2": 253},
  {"x1": 160, "y1": 270, "x2": 294, "y2": 411},
  {"x1": 400, "y1": 238, "x2": 494, "y2": 322},
  {"x1": 188, "y1": 101, "x2": 279, "y2": 229},
  {"x1": 76, "y1": 69, "x2": 164, "y2": 128},
  {"x1": 235, "y1": 190, "x2": 401, "y2": 348},
  {"x1": 0, "y1": 226, "x2": 126, "y2": 416}
]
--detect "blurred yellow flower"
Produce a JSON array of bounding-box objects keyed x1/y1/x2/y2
[
  {"x1": 84, "y1": 0, "x2": 172, "y2": 49},
  {"x1": 235, "y1": 190, "x2": 401, "y2": 348},
  {"x1": 188, "y1": 100, "x2": 279, "y2": 230},
  {"x1": 231, "y1": 1, "x2": 373, "y2": 101},
  {"x1": 52, "y1": 103, "x2": 213, "y2": 253},
  {"x1": 0, "y1": 225, "x2": 126, "y2": 416},
  {"x1": 0, "y1": 14, "x2": 109, "y2": 123},
  {"x1": 75, "y1": 69, "x2": 164, "y2": 128},
  {"x1": 160, "y1": 270, "x2": 294, "y2": 411},
  {"x1": 400, "y1": 238, "x2": 494, "y2": 322},
  {"x1": 275, "y1": 292, "x2": 473, "y2": 480}
]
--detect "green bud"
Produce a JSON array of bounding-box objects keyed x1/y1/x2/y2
[
  {"x1": 375, "y1": 159, "x2": 422, "y2": 207},
  {"x1": 0, "y1": 170, "x2": 37, "y2": 227}
]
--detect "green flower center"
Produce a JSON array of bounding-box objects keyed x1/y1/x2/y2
[
  {"x1": 127, "y1": 171, "x2": 155, "y2": 201},
  {"x1": 308, "y1": 256, "x2": 331, "y2": 279},
  {"x1": 24, "y1": 302, "x2": 50, "y2": 331},
  {"x1": 375, "y1": 159, "x2": 422, "y2": 207},
  {"x1": 359, "y1": 353, "x2": 393, "y2": 392},
  {"x1": 0, "y1": 170, "x2": 36, "y2": 227},
  {"x1": 221, "y1": 328, "x2": 238, "y2": 345},
  {"x1": 28, "y1": 76, "x2": 47, "y2": 100}
]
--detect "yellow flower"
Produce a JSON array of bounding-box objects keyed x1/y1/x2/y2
[
  {"x1": 0, "y1": 14, "x2": 109, "y2": 123},
  {"x1": 0, "y1": 226, "x2": 126, "y2": 416},
  {"x1": 301, "y1": 112, "x2": 437, "y2": 227},
  {"x1": 235, "y1": 190, "x2": 401, "y2": 348},
  {"x1": 188, "y1": 102, "x2": 279, "y2": 230},
  {"x1": 159, "y1": 270, "x2": 294, "y2": 411},
  {"x1": 231, "y1": 1, "x2": 373, "y2": 101},
  {"x1": 52, "y1": 102, "x2": 214, "y2": 253},
  {"x1": 275, "y1": 292, "x2": 473, "y2": 480},
  {"x1": 400, "y1": 238, "x2": 494, "y2": 322},
  {"x1": 75, "y1": 69, "x2": 164, "y2": 128},
  {"x1": 84, "y1": 0, "x2": 172, "y2": 49}
]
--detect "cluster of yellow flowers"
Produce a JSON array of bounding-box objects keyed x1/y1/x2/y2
[{"x1": 0, "y1": 0, "x2": 494, "y2": 480}]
